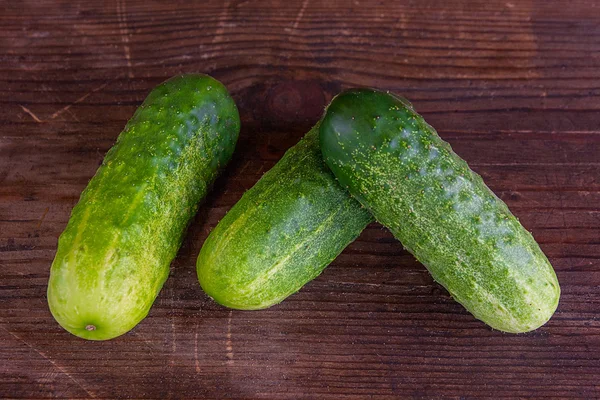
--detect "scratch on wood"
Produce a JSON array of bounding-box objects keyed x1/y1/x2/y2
[
  {"x1": 194, "y1": 329, "x2": 201, "y2": 373},
  {"x1": 393, "y1": 12, "x2": 408, "y2": 36},
  {"x1": 50, "y1": 81, "x2": 110, "y2": 120},
  {"x1": 19, "y1": 105, "x2": 43, "y2": 123},
  {"x1": 507, "y1": 2, "x2": 539, "y2": 79},
  {"x1": 474, "y1": 162, "x2": 600, "y2": 167},
  {"x1": 226, "y1": 310, "x2": 233, "y2": 364},
  {"x1": 255, "y1": 162, "x2": 266, "y2": 176},
  {"x1": 171, "y1": 317, "x2": 176, "y2": 357},
  {"x1": 558, "y1": 188, "x2": 567, "y2": 229},
  {"x1": 238, "y1": 159, "x2": 252, "y2": 175},
  {"x1": 66, "y1": 109, "x2": 81, "y2": 122},
  {"x1": 39, "y1": 84, "x2": 81, "y2": 122},
  {"x1": 37, "y1": 207, "x2": 49, "y2": 228},
  {"x1": 212, "y1": 0, "x2": 231, "y2": 44},
  {"x1": 293, "y1": 0, "x2": 309, "y2": 29},
  {"x1": 0, "y1": 325, "x2": 96, "y2": 398},
  {"x1": 336, "y1": 281, "x2": 382, "y2": 288},
  {"x1": 132, "y1": 331, "x2": 155, "y2": 353},
  {"x1": 116, "y1": 0, "x2": 134, "y2": 77},
  {"x1": 169, "y1": 287, "x2": 176, "y2": 366}
]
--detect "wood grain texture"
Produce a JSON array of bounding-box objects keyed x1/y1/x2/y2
[{"x1": 1, "y1": 0, "x2": 599, "y2": 398}]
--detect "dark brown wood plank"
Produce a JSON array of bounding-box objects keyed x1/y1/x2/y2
[{"x1": 1, "y1": 0, "x2": 600, "y2": 398}]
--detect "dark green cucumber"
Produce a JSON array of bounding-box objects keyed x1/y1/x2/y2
[
  {"x1": 48, "y1": 74, "x2": 240, "y2": 340},
  {"x1": 320, "y1": 89, "x2": 560, "y2": 333},
  {"x1": 197, "y1": 124, "x2": 373, "y2": 309}
]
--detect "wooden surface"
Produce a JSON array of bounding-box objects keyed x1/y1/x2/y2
[{"x1": 1, "y1": 0, "x2": 600, "y2": 398}]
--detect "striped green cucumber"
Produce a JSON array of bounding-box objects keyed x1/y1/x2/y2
[
  {"x1": 320, "y1": 89, "x2": 560, "y2": 333},
  {"x1": 197, "y1": 124, "x2": 373, "y2": 309},
  {"x1": 48, "y1": 74, "x2": 240, "y2": 340}
]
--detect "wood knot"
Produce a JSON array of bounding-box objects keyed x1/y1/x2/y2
[{"x1": 265, "y1": 80, "x2": 326, "y2": 125}]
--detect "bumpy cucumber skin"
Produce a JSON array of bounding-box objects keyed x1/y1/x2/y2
[
  {"x1": 197, "y1": 125, "x2": 373, "y2": 310},
  {"x1": 48, "y1": 74, "x2": 240, "y2": 340},
  {"x1": 320, "y1": 89, "x2": 560, "y2": 333}
]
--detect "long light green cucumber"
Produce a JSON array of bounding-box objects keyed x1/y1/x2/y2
[
  {"x1": 48, "y1": 74, "x2": 240, "y2": 340},
  {"x1": 197, "y1": 124, "x2": 373, "y2": 309},
  {"x1": 320, "y1": 89, "x2": 560, "y2": 333}
]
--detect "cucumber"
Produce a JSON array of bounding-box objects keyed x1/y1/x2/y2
[
  {"x1": 197, "y1": 124, "x2": 373, "y2": 309},
  {"x1": 320, "y1": 89, "x2": 560, "y2": 333},
  {"x1": 47, "y1": 74, "x2": 240, "y2": 340}
]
